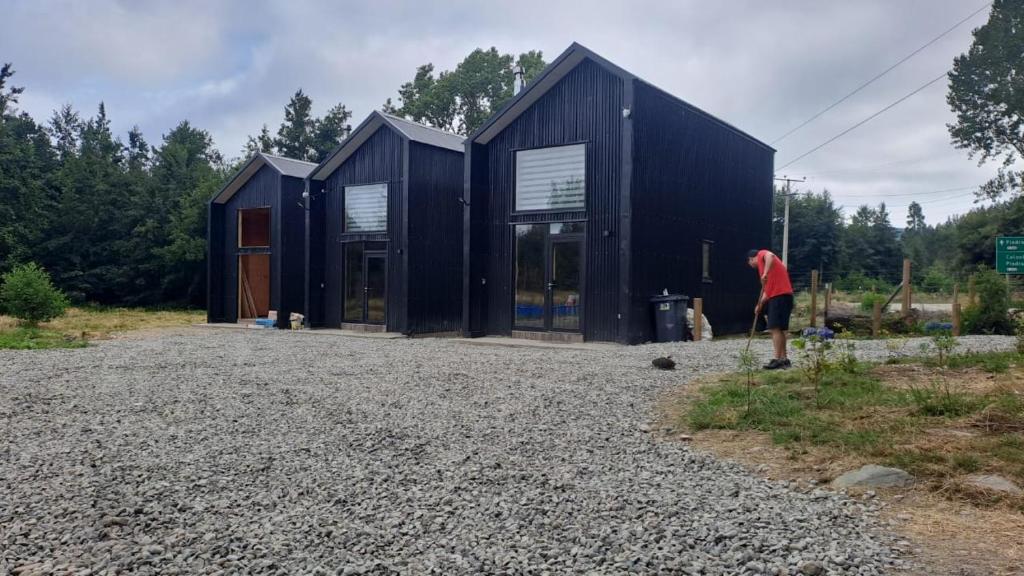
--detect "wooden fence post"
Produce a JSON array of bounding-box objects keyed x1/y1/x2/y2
[
  {"x1": 952, "y1": 302, "x2": 961, "y2": 337},
  {"x1": 901, "y1": 258, "x2": 912, "y2": 317},
  {"x1": 810, "y1": 270, "x2": 819, "y2": 327},
  {"x1": 872, "y1": 301, "x2": 882, "y2": 337},
  {"x1": 693, "y1": 298, "x2": 703, "y2": 342}
]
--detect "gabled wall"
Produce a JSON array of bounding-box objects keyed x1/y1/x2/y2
[
  {"x1": 219, "y1": 164, "x2": 280, "y2": 323},
  {"x1": 467, "y1": 59, "x2": 626, "y2": 341},
  {"x1": 318, "y1": 126, "x2": 406, "y2": 330},
  {"x1": 629, "y1": 81, "x2": 774, "y2": 338}
]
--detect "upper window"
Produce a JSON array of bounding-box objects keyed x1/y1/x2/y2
[
  {"x1": 515, "y1": 144, "x2": 585, "y2": 212},
  {"x1": 344, "y1": 183, "x2": 388, "y2": 232},
  {"x1": 238, "y1": 208, "x2": 270, "y2": 248}
]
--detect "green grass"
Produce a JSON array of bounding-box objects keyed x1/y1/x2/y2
[
  {"x1": 0, "y1": 327, "x2": 88, "y2": 350},
  {"x1": 684, "y1": 358, "x2": 1024, "y2": 490},
  {"x1": 0, "y1": 306, "x2": 202, "y2": 349},
  {"x1": 887, "y1": 350, "x2": 1018, "y2": 373}
]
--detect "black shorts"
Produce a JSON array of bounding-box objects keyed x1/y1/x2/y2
[{"x1": 764, "y1": 294, "x2": 794, "y2": 331}]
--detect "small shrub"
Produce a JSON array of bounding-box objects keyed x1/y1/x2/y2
[
  {"x1": 962, "y1": 268, "x2": 1012, "y2": 335},
  {"x1": 920, "y1": 266, "x2": 954, "y2": 294},
  {"x1": 793, "y1": 327, "x2": 835, "y2": 403},
  {"x1": 835, "y1": 334, "x2": 859, "y2": 373},
  {"x1": 908, "y1": 382, "x2": 979, "y2": 417},
  {"x1": 931, "y1": 332, "x2": 959, "y2": 367},
  {"x1": 885, "y1": 337, "x2": 909, "y2": 364},
  {"x1": 860, "y1": 292, "x2": 889, "y2": 313},
  {"x1": 0, "y1": 263, "x2": 69, "y2": 327},
  {"x1": 737, "y1": 350, "x2": 757, "y2": 415},
  {"x1": 834, "y1": 272, "x2": 895, "y2": 294}
]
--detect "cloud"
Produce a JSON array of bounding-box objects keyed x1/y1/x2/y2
[{"x1": 1, "y1": 0, "x2": 1004, "y2": 223}]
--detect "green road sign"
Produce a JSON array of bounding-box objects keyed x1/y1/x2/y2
[
  {"x1": 997, "y1": 251, "x2": 1024, "y2": 274},
  {"x1": 997, "y1": 237, "x2": 1024, "y2": 273},
  {"x1": 996, "y1": 236, "x2": 1024, "y2": 253}
]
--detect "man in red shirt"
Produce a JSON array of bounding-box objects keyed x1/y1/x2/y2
[{"x1": 747, "y1": 249, "x2": 794, "y2": 369}]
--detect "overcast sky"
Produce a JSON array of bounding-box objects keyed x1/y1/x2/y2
[{"x1": 1, "y1": 0, "x2": 1011, "y2": 224}]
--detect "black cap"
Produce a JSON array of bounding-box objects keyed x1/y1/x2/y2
[{"x1": 747, "y1": 249, "x2": 760, "y2": 259}]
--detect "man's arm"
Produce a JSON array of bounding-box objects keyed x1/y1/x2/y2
[{"x1": 761, "y1": 252, "x2": 774, "y2": 285}]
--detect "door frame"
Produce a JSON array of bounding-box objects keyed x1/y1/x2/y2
[{"x1": 512, "y1": 224, "x2": 585, "y2": 334}]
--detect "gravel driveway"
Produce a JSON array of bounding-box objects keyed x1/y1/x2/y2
[{"x1": 1, "y1": 330, "x2": 1014, "y2": 575}]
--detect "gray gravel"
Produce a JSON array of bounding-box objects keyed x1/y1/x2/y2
[{"x1": 0, "y1": 330, "x2": 1015, "y2": 575}]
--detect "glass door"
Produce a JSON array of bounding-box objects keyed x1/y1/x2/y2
[
  {"x1": 550, "y1": 238, "x2": 582, "y2": 331},
  {"x1": 343, "y1": 243, "x2": 387, "y2": 325},
  {"x1": 365, "y1": 252, "x2": 387, "y2": 324},
  {"x1": 514, "y1": 223, "x2": 583, "y2": 332}
]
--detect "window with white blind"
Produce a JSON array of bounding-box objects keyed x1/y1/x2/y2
[
  {"x1": 344, "y1": 183, "x2": 387, "y2": 232},
  {"x1": 515, "y1": 144, "x2": 585, "y2": 212}
]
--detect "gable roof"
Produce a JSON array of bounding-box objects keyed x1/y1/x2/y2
[
  {"x1": 310, "y1": 111, "x2": 464, "y2": 181},
  {"x1": 469, "y1": 42, "x2": 772, "y2": 151},
  {"x1": 211, "y1": 152, "x2": 316, "y2": 204}
]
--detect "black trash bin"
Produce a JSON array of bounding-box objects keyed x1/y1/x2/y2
[{"x1": 651, "y1": 294, "x2": 690, "y2": 342}]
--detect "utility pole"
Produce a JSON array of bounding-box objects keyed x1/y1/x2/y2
[{"x1": 774, "y1": 176, "x2": 806, "y2": 266}]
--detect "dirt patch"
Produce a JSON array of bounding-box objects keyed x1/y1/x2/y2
[{"x1": 875, "y1": 364, "x2": 999, "y2": 392}]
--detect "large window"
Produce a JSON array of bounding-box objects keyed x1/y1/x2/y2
[
  {"x1": 515, "y1": 144, "x2": 585, "y2": 212},
  {"x1": 344, "y1": 183, "x2": 387, "y2": 232}
]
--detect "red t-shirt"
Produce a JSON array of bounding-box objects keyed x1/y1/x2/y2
[{"x1": 756, "y1": 249, "x2": 793, "y2": 298}]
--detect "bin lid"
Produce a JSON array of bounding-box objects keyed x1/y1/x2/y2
[{"x1": 650, "y1": 294, "x2": 688, "y2": 303}]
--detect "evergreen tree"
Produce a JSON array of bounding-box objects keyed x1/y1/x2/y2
[
  {"x1": 0, "y1": 63, "x2": 25, "y2": 117},
  {"x1": 274, "y1": 89, "x2": 316, "y2": 161},
  {"x1": 49, "y1": 104, "x2": 82, "y2": 161},
  {"x1": 127, "y1": 125, "x2": 150, "y2": 172},
  {"x1": 771, "y1": 189, "x2": 842, "y2": 279},
  {"x1": 151, "y1": 121, "x2": 225, "y2": 305},
  {"x1": 0, "y1": 107, "x2": 58, "y2": 275},
  {"x1": 906, "y1": 201, "x2": 926, "y2": 232},
  {"x1": 41, "y1": 102, "x2": 134, "y2": 302},
  {"x1": 311, "y1": 103, "x2": 352, "y2": 162},
  {"x1": 243, "y1": 124, "x2": 274, "y2": 157}
]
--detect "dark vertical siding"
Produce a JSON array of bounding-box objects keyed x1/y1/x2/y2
[
  {"x1": 278, "y1": 175, "x2": 306, "y2": 326},
  {"x1": 206, "y1": 202, "x2": 226, "y2": 322},
  {"x1": 220, "y1": 164, "x2": 280, "y2": 323},
  {"x1": 630, "y1": 81, "x2": 774, "y2": 339},
  {"x1": 474, "y1": 60, "x2": 625, "y2": 341},
  {"x1": 320, "y1": 126, "x2": 405, "y2": 330},
  {"x1": 307, "y1": 179, "x2": 326, "y2": 326},
  {"x1": 407, "y1": 142, "x2": 464, "y2": 333},
  {"x1": 463, "y1": 142, "x2": 490, "y2": 336}
]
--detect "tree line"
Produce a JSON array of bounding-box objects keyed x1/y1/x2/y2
[
  {"x1": 1, "y1": 0, "x2": 1019, "y2": 310},
  {"x1": 768, "y1": 189, "x2": 1015, "y2": 291},
  {"x1": 0, "y1": 48, "x2": 546, "y2": 309}
]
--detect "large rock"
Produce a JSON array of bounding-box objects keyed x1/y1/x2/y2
[
  {"x1": 832, "y1": 465, "x2": 914, "y2": 489},
  {"x1": 965, "y1": 474, "x2": 1022, "y2": 495}
]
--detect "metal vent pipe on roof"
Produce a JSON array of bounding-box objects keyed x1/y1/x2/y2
[{"x1": 513, "y1": 65, "x2": 524, "y2": 95}]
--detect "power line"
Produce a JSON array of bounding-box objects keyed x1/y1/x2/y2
[
  {"x1": 770, "y1": 2, "x2": 992, "y2": 145},
  {"x1": 776, "y1": 70, "x2": 950, "y2": 172},
  {"x1": 833, "y1": 185, "x2": 981, "y2": 199}
]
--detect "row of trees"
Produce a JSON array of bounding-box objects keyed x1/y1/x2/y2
[
  {"x1": 0, "y1": 47, "x2": 546, "y2": 309},
  {"x1": 773, "y1": 188, "x2": 1024, "y2": 291}
]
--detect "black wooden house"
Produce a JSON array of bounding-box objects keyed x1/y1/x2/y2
[
  {"x1": 207, "y1": 153, "x2": 315, "y2": 326},
  {"x1": 305, "y1": 112, "x2": 464, "y2": 333},
  {"x1": 463, "y1": 43, "x2": 775, "y2": 344}
]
